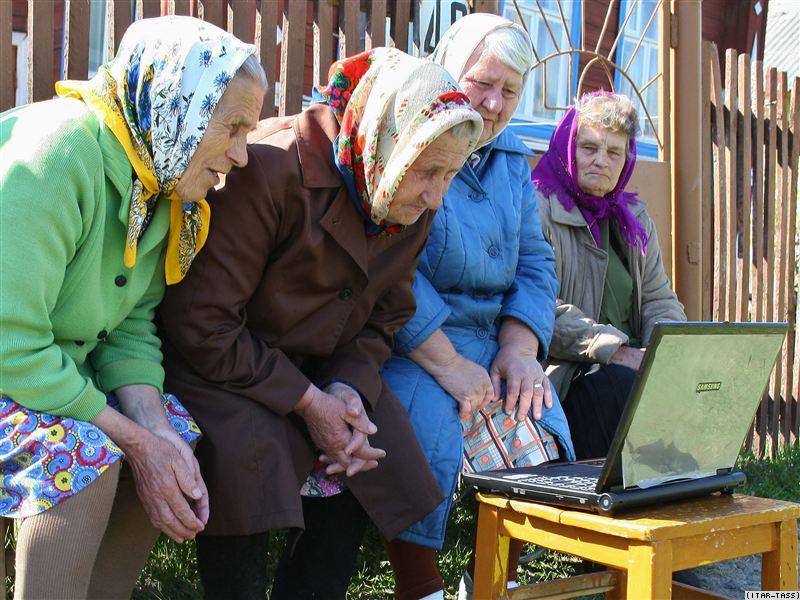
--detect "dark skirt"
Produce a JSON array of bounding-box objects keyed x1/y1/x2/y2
[{"x1": 562, "y1": 363, "x2": 637, "y2": 460}]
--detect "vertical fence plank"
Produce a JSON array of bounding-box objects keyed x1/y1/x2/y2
[
  {"x1": 790, "y1": 78, "x2": 800, "y2": 445},
  {"x1": 724, "y1": 49, "x2": 738, "y2": 322},
  {"x1": 0, "y1": 0, "x2": 13, "y2": 112},
  {"x1": 200, "y1": 0, "x2": 225, "y2": 28},
  {"x1": 391, "y1": 0, "x2": 411, "y2": 53},
  {"x1": 753, "y1": 61, "x2": 768, "y2": 455},
  {"x1": 366, "y1": 0, "x2": 386, "y2": 49},
  {"x1": 140, "y1": 0, "x2": 162, "y2": 18},
  {"x1": 710, "y1": 46, "x2": 727, "y2": 322},
  {"x1": 232, "y1": 0, "x2": 256, "y2": 43},
  {"x1": 765, "y1": 68, "x2": 779, "y2": 457},
  {"x1": 737, "y1": 54, "x2": 752, "y2": 323},
  {"x1": 173, "y1": 0, "x2": 191, "y2": 15},
  {"x1": 753, "y1": 61, "x2": 766, "y2": 324},
  {"x1": 28, "y1": 0, "x2": 54, "y2": 102},
  {"x1": 737, "y1": 53, "x2": 754, "y2": 450},
  {"x1": 338, "y1": 0, "x2": 359, "y2": 58},
  {"x1": 313, "y1": 0, "x2": 333, "y2": 89},
  {"x1": 279, "y1": 0, "x2": 306, "y2": 116},
  {"x1": 113, "y1": 0, "x2": 133, "y2": 53},
  {"x1": 701, "y1": 42, "x2": 713, "y2": 321},
  {"x1": 775, "y1": 72, "x2": 791, "y2": 448},
  {"x1": 258, "y1": 0, "x2": 278, "y2": 118},
  {"x1": 65, "y1": 0, "x2": 90, "y2": 81}
]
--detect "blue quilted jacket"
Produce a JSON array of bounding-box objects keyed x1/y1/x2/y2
[{"x1": 382, "y1": 128, "x2": 575, "y2": 549}]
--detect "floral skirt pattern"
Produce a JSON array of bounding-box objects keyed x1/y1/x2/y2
[
  {"x1": 462, "y1": 399, "x2": 559, "y2": 474},
  {"x1": 0, "y1": 393, "x2": 201, "y2": 519}
]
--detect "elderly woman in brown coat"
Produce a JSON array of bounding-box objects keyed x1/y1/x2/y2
[{"x1": 157, "y1": 47, "x2": 482, "y2": 599}]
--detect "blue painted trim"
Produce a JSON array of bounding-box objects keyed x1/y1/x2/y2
[{"x1": 569, "y1": 0, "x2": 581, "y2": 98}]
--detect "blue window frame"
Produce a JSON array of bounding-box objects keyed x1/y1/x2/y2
[
  {"x1": 614, "y1": 0, "x2": 660, "y2": 159},
  {"x1": 500, "y1": 0, "x2": 582, "y2": 150}
]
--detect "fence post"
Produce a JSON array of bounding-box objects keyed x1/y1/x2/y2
[{"x1": 669, "y1": 0, "x2": 702, "y2": 320}]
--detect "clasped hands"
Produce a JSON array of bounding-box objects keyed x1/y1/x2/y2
[
  {"x1": 295, "y1": 381, "x2": 385, "y2": 477},
  {"x1": 431, "y1": 343, "x2": 553, "y2": 422}
]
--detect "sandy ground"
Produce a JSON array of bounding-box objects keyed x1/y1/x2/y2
[{"x1": 692, "y1": 531, "x2": 800, "y2": 598}]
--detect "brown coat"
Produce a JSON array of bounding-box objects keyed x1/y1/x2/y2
[{"x1": 158, "y1": 104, "x2": 443, "y2": 538}]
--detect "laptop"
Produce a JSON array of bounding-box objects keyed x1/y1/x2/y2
[{"x1": 464, "y1": 321, "x2": 789, "y2": 514}]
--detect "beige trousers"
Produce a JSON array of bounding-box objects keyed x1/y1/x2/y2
[{"x1": 13, "y1": 459, "x2": 160, "y2": 600}]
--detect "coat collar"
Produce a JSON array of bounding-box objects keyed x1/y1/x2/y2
[
  {"x1": 98, "y1": 121, "x2": 170, "y2": 254},
  {"x1": 547, "y1": 190, "x2": 647, "y2": 227},
  {"x1": 293, "y1": 103, "x2": 344, "y2": 189}
]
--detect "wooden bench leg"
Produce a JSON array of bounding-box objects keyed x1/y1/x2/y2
[
  {"x1": 762, "y1": 519, "x2": 798, "y2": 591},
  {"x1": 473, "y1": 503, "x2": 510, "y2": 600},
  {"x1": 626, "y1": 541, "x2": 672, "y2": 599}
]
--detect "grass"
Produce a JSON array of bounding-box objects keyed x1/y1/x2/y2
[{"x1": 5, "y1": 443, "x2": 800, "y2": 599}]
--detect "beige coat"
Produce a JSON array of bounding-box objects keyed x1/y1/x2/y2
[{"x1": 536, "y1": 190, "x2": 686, "y2": 394}]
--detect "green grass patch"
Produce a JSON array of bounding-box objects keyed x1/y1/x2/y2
[{"x1": 4, "y1": 444, "x2": 798, "y2": 599}]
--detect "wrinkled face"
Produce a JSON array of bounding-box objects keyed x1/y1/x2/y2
[
  {"x1": 386, "y1": 130, "x2": 471, "y2": 225},
  {"x1": 574, "y1": 123, "x2": 628, "y2": 197},
  {"x1": 458, "y1": 50, "x2": 524, "y2": 146},
  {"x1": 174, "y1": 73, "x2": 264, "y2": 201}
]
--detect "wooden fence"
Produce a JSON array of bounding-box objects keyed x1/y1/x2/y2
[
  {"x1": 702, "y1": 41, "x2": 800, "y2": 457},
  {"x1": 0, "y1": 0, "x2": 503, "y2": 118}
]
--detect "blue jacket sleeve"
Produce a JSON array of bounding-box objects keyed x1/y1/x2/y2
[
  {"x1": 499, "y1": 169, "x2": 558, "y2": 359},
  {"x1": 393, "y1": 270, "x2": 451, "y2": 355}
]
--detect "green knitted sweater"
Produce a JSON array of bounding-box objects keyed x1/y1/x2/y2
[{"x1": 0, "y1": 98, "x2": 169, "y2": 421}]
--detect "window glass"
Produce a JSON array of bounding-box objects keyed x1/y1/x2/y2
[
  {"x1": 615, "y1": 0, "x2": 660, "y2": 143},
  {"x1": 504, "y1": 0, "x2": 579, "y2": 124}
]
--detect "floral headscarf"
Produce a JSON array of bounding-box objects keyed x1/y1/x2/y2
[
  {"x1": 532, "y1": 93, "x2": 648, "y2": 253},
  {"x1": 56, "y1": 16, "x2": 258, "y2": 284},
  {"x1": 319, "y1": 47, "x2": 482, "y2": 236},
  {"x1": 429, "y1": 13, "x2": 534, "y2": 148}
]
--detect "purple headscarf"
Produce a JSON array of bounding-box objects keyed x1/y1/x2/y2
[{"x1": 532, "y1": 93, "x2": 648, "y2": 253}]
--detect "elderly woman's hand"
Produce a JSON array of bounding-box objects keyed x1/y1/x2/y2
[
  {"x1": 491, "y1": 317, "x2": 553, "y2": 421},
  {"x1": 431, "y1": 355, "x2": 495, "y2": 420},
  {"x1": 295, "y1": 383, "x2": 385, "y2": 477},
  {"x1": 92, "y1": 393, "x2": 208, "y2": 544},
  {"x1": 490, "y1": 344, "x2": 552, "y2": 421}
]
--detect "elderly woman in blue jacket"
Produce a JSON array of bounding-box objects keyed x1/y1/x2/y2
[{"x1": 380, "y1": 14, "x2": 575, "y2": 600}]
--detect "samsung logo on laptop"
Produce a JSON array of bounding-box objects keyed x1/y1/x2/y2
[{"x1": 696, "y1": 381, "x2": 722, "y2": 393}]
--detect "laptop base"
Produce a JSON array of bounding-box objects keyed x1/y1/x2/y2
[{"x1": 464, "y1": 463, "x2": 747, "y2": 514}]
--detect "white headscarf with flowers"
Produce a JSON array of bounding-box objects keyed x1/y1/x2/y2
[{"x1": 56, "y1": 16, "x2": 258, "y2": 284}]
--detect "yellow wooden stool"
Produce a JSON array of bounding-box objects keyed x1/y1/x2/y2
[{"x1": 474, "y1": 492, "x2": 799, "y2": 599}]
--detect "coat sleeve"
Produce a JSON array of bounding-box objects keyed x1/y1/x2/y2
[
  {"x1": 499, "y1": 167, "x2": 558, "y2": 359},
  {"x1": 0, "y1": 119, "x2": 108, "y2": 421},
  {"x1": 549, "y1": 301, "x2": 629, "y2": 364},
  {"x1": 157, "y1": 143, "x2": 311, "y2": 416},
  {"x1": 638, "y1": 213, "x2": 686, "y2": 344},
  {"x1": 537, "y1": 193, "x2": 628, "y2": 365},
  {"x1": 392, "y1": 270, "x2": 451, "y2": 356},
  {"x1": 91, "y1": 251, "x2": 166, "y2": 395},
  {"x1": 314, "y1": 220, "x2": 432, "y2": 409}
]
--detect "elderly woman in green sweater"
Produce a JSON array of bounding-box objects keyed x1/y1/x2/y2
[{"x1": 0, "y1": 16, "x2": 266, "y2": 599}]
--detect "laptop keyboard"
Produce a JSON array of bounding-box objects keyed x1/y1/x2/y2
[{"x1": 519, "y1": 474, "x2": 599, "y2": 492}]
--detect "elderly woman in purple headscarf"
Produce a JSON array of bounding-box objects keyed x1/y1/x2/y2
[{"x1": 533, "y1": 92, "x2": 686, "y2": 460}]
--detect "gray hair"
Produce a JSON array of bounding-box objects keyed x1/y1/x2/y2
[
  {"x1": 236, "y1": 53, "x2": 268, "y2": 90},
  {"x1": 575, "y1": 93, "x2": 640, "y2": 147},
  {"x1": 479, "y1": 26, "x2": 534, "y2": 86}
]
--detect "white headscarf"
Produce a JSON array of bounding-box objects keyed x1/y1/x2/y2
[{"x1": 430, "y1": 13, "x2": 533, "y2": 147}]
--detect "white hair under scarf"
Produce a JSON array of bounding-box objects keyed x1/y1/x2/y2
[{"x1": 429, "y1": 13, "x2": 534, "y2": 148}]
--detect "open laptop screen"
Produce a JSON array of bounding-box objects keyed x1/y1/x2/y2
[{"x1": 619, "y1": 326, "x2": 786, "y2": 489}]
